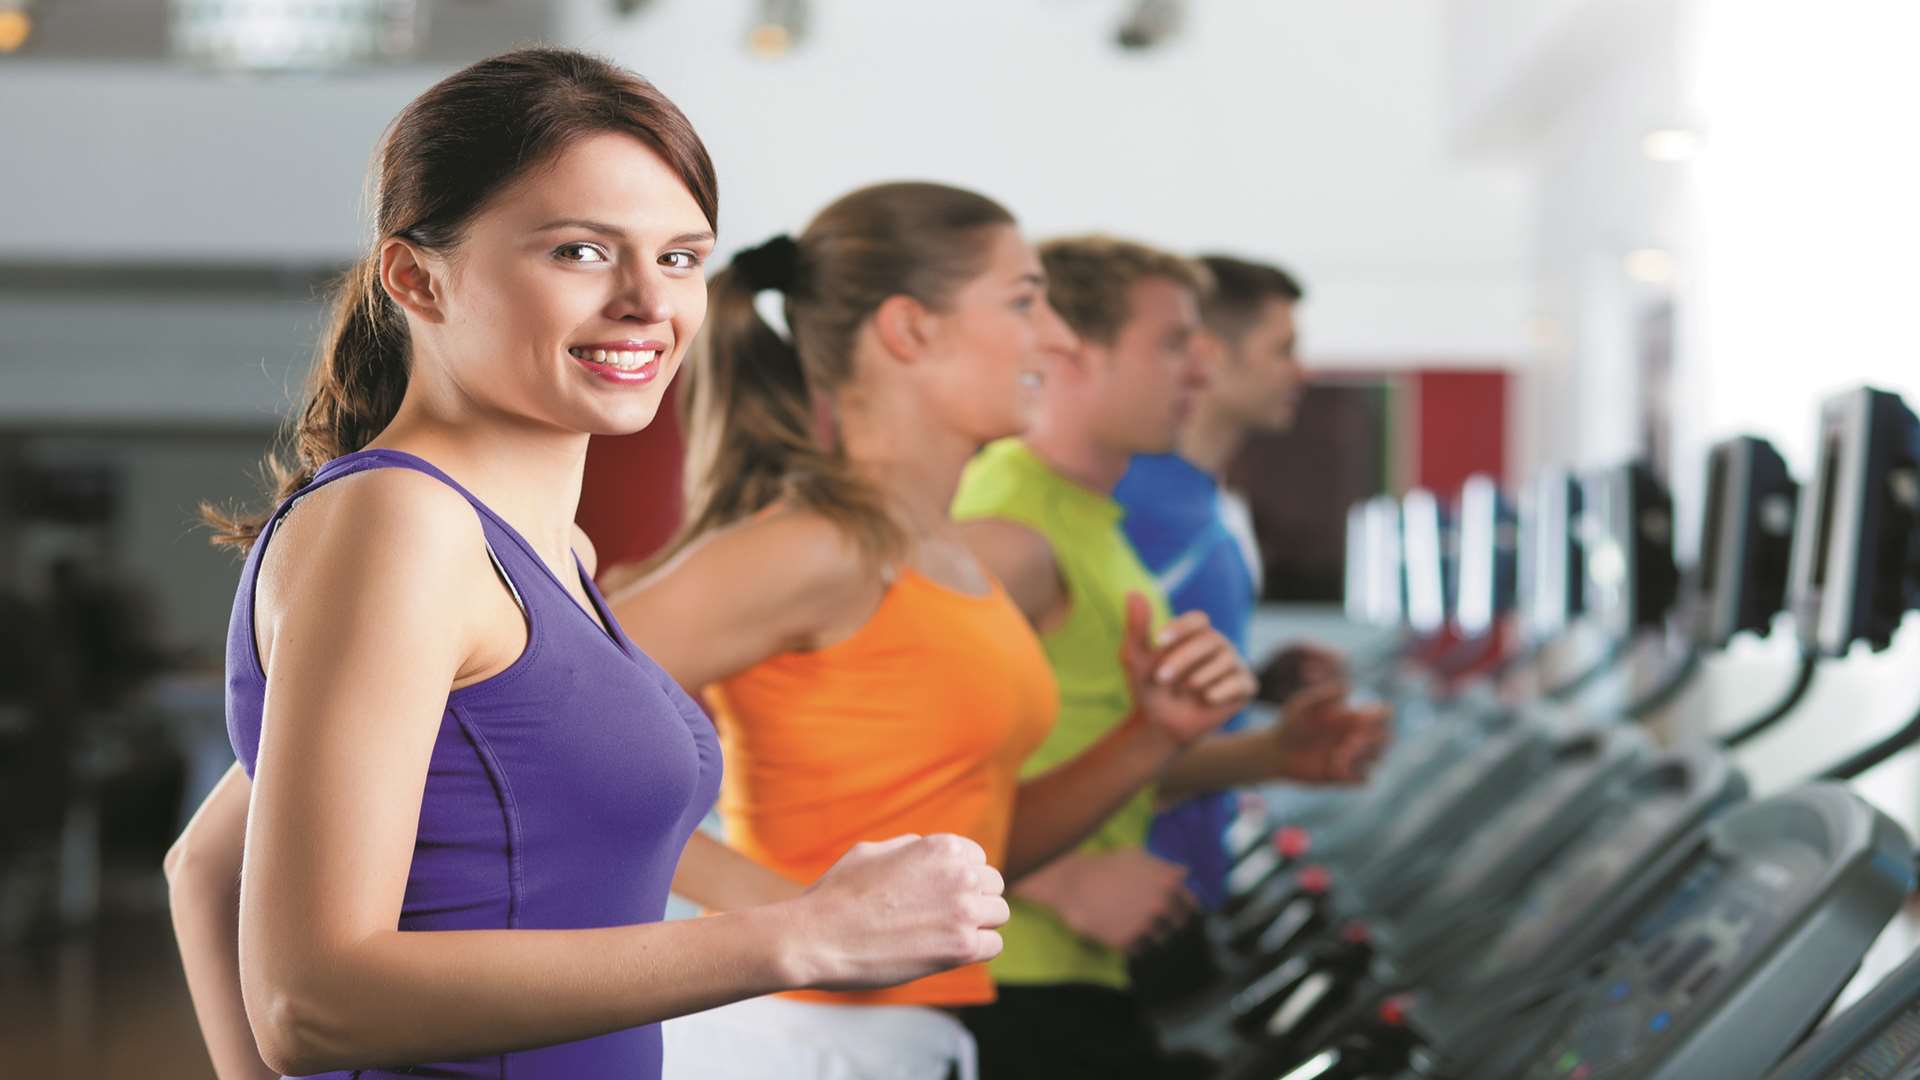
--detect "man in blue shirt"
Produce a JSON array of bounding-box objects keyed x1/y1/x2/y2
[{"x1": 1116, "y1": 254, "x2": 1346, "y2": 910}]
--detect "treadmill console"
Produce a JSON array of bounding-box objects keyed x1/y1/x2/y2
[
  {"x1": 1463, "y1": 755, "x2": 1729, "y2": 985},
  {"x1": 1582, "y1": 461, "x2": 1680, "y2": 640},
  {"x1": 1768, "y1": 942, "x2": 1920, "y2": 1079},
  {"x1": 1521, "y1": 470, "x2": 1587, "y2": 643},
  {"x1": 1786, "y1": 387, "x2": 1920, "y2": 656},
  {"x1": 1364, "y1": 495, "x2": 1408, "y2": 628},
  {"x1": 1454, "y1": 474, "x2": 1519, "y2": 639},
  {"x1": 1693, "y1": 435, "x2": 1799, "y2": 649},
  {"x1": 1344, "y1": 502, "x2": 1370, "y2": 625},
  {"x1": 1415, "y1": 729, "x2": 1643, "y2": 913},
  {"x1": 1404, "y1": 488, "x2": 1454, "y2": 637},
  {"x1": 1507, "y1": 785, "x2": 1911, "y2": 1080}
]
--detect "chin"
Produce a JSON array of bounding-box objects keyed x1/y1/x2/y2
[
  {"x1": 1137, "y1": 430, "x2": 1182, "y2": 455},
  {"x1": 577, "y1": 396, "x2": 668, "y2": 437},
  {"x1": 1263, "y1": 407, "x2": 1300, "y2": 433}
]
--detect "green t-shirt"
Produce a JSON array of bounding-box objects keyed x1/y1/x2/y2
[{"x1": 952, "y1": 438, "x2": 1170, "y2": 990}]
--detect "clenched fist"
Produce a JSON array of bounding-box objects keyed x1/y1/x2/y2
[{"x1": 788, "y1": 834, "x2": 1010, "y2": 991}]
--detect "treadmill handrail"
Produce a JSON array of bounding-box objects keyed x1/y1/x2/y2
[
  {"x1": 1621, "y1": 644, "x2": 1705, "y2": 722},
  {"x1": 1542, "y1": 636, "x2": 1630, "y2": 701},
  {"x1": 1816, "y1": 697, "x2": 1920, "y2": 781},
  {"x1": 1719, "y1": 654, "x2": 1819, "y2": 749}
]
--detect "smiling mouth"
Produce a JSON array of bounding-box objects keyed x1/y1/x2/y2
[{"x1": 569, "y1": 346, "x2": 661, "y2": 371}]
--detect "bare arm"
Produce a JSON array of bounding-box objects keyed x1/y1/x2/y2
[
  {"x1": 1158, "y1": 683, "x2": 1392, "y2": 801},
  {"x1": 165, "y1": 763, "x2": 277, "y2": 1080},
  {"x1": 609, "y1": 509, "x2": 879, "y2": 698},
  {"x1": 1156, "y1": 731, "x2": 1293, "y2": 801},
  {"x1": 961, "y1": 518, "x2": 1257, "y2": 877},
  {"x1": 240, "y1": 473, "x2": 1002, "y2": 1075},
  {"x1": 671, "y1": 832, "x2": 805, "y2": 911},
  {"x1": 1000, "y1": 601, "x2": 1259, "y2": 878},
  {"x1": 959, "y1": 517, "x2": 1067, "y2": 629},
  {"x1": 612, "y1": 509, "x2": 880, "y2": 911}
]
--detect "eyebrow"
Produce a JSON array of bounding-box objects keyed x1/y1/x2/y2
[
  {"x1": 1015, "y1": 272, "x2": 1046, "y2": 287},
  {"x1": 534, "y1": 219, "x2": 716, "y2": 246}
]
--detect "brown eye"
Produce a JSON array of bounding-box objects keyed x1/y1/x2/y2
[{"x1": 554, "y1": 243, "x2": 609, "y2": 264}]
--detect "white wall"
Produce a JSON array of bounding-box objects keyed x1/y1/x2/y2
[
  {"x1": 1456, "y1": 0, "x2": 1920, "y2": 998},
  {"x1": 0, "y1": 0, "x2": 1534, "y2": 423},
  {"x1": 0, "y1": 63, "x2": 444, "y2": 264},
  {"x1": 1675, "y1": 0, "x2": 1920, "y2": 834},
  {"x1": 565, "y1": 0, "x2": 1533, "y2": 364}
]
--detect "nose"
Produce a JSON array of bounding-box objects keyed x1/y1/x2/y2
[
  {"x1": 608, "y1": 265, "x2": 673, "y2": 326},
  {"x1": 1180, "y1": 343, "x2": 1208, "y2": 390},
  {"x1": 1037, "y1": 298, "x2": 1079, "y2": 356}
]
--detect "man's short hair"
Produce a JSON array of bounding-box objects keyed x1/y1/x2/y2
[
  {"x1": 1039, "y1": 235, "x2": 1212, "y2": 345},
  {"x1": 1196, "y1": 254, "x2": 1305, "y2": 344}
]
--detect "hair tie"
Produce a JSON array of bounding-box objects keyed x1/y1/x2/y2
[{"x1": 733, "y1": 234, "x2": 800, "y2": 293}]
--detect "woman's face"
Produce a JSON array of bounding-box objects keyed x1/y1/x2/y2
[
  {"x1": 914, "y1": 225, "x2": 1076, "y2": 443},
  {"x1": 405, "y1": 131, "x2": 715, "y2": 436}
]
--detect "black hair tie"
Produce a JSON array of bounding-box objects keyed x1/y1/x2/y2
[{"x1": 733, "y1": 234, "x2": 800, "y2": 293}]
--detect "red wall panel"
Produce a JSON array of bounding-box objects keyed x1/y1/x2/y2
[
  {"x1": 575, "y1": 383, "x2": 685, "y2": 579},
  {"x1": 1414, "y1": 369, "x2": 1508, "y2": 493}
]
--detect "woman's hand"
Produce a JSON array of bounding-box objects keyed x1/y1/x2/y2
[
  {"x1": 1013, "y1": 849, "x2": 1195, "y2": 954},
  {"x1": 1264, "y1": 682, "x2": 1392, "y2": 785},
  {"x1": 1120, "y1": 593, "x2": 1256, "y2": 746},
  {"x1": 1256, "y1": 640, "x2": 1349, "y2": 704},
  {"x1": 784, "y1": 834, "x2": 1009, "y2": 991}
]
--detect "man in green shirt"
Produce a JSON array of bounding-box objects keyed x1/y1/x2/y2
[{"x1": 955, "y1": 236, "x2": 1386, "y2": 1079}]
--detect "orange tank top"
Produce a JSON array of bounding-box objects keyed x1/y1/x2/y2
[{"x1": 705, "y1": 568, "x2": 1058, "y2": 1007}]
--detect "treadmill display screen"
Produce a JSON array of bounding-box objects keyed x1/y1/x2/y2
[
  {"x1": 1813, "y1": 431, "x2": 1844, "y2": 591},
  {"x1": 1519, "y1": 840, "x2": 1823, "y2": 1079},
  {"x1": 1825, "y1": 1002, "x2": 1920, "y2": 1078},
  {"x1": 1700, "y1": 450, "x2": 1730, "y2": 596}
]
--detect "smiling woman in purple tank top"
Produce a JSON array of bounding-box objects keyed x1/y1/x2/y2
[{"x1": 161, "y1": 48, "x2": 1008, "y2": 1080}]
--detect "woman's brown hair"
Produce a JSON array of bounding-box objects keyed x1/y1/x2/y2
[
  {"x1": 205, "y1": 47, "x2": 717, "y2": 551},
  {"x1": 673, "y1": 181, "x2": 1015, "y2": 562}
]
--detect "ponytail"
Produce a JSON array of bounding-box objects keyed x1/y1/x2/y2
[
  {"x1": 672, "y1": 184, "x2": 1016, "y2": 564},
  {"x1": 673, "y1": 260, "x2": 901, "y2": 562},
  {"x1": 200, "y1": 259, "x2": 409, "y2": 551}
]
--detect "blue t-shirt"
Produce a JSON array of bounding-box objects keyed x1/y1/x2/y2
[{"x1": 1116, "y1": 452, "x2": 1260, "y2": 910}]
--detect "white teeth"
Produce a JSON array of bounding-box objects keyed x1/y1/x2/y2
[{"x1": 572, "y1": 347, "x2": 660, "y2": 371}]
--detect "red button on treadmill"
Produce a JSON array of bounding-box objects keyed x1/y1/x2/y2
[
  {"x1": 1276, "y1": 826, "x2": 1312, "y2": 859},
  {"x1": 1298, "y1": 866, "x2": 1332, "y2": 894}
]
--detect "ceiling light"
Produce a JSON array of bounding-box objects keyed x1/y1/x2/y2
[
  {"x1": 1642, "y1": 128, "x2": 1705, "y2": 163},
  {"x1": 0, "y1": 2, "x2": 32, "y2": 55},
  {"x1": 169, "y1": 0, "x2": 424, "y2": 71},
  {"x1": 746, "y1": 0, "x2": 806, "y2": 58},
  {"x1": 1625, "y1": 248, "x2": 1677, "y2": 285}
]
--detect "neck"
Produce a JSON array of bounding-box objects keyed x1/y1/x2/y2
[
  {"x1": 1176, "y1": 395, "x2": 1249, "y2": 479},
  {"x1": 373, "y1": 389, "x2": 591, "y2": 564},
  {"x1": 836, "y1": 392, "x2": 979, "y2": 543},
  {"x1": 1021, "y1": 410, "x2": 1131, "y2": 495}
]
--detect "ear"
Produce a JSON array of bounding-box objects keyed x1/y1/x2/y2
[
  {"x1": 869, "y1": 293, "x2": 935, "y2": 365},
  {"x1": 378, "y1": 238, "x2": 446, "y2": 325}
]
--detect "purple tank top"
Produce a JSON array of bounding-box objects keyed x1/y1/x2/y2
[{"x1": 225, "y1": 448, "x2": 722, "y2": 1079}]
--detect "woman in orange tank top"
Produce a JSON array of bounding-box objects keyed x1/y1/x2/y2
[{"x1": 604, "y1": 183, "x2": 1261, "y2": 1076}]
